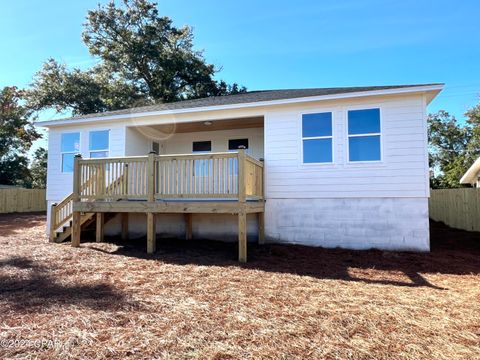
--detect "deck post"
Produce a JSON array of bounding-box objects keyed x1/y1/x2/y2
[
  {"x1": 147, "y1": 212, "x2": 156, "y2": 253},
  {"x1": 258, "y1": 212, "x2": 265, "y2": 245},
  {"x1": 72, "y1": 154, "x2": 82, "y2": 201},
  {"x1": 147, "y1": 152, "x2": 156, "y2": 202},
  {"x1": 72, "y1": 211, "x2": 81, "y2": 247},
  {"x1": 71, "y1": 154, "x2": 82, "y2": 247},
  {"x1": 96, "y1": 212, "x2": 104, "y2": 243},
  {"x1": 147, "y1": 152, "x2": 156, "y2": 253},
  {"x1": 185, "y1": 213, "x2": 193, "y2": 240},
  {"x1": 121, "y1": 213, "x2": 129, "y2": 241},
  {"x1": 238, "y1": 211, "x2": 247, "y2": 263},
  {"x1": 238, "y1": 148, "x2": 246, "y2": 203},
  {"x1": 49, "y1": 202, "x2": 57, "y2": 242}
]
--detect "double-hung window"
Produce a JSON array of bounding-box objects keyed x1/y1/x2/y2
[
  {"x1": 61, "y1": 132, "x2": 80, "y2": 173},
  {"x1": 348, "y1": 108, "x2": 381, "y2": 162},
  {"x1": 89, "y1": 130, "x2": 109, "y2": 158},
  {"x1": 302, "y1": 112, "x2": 333, "y2": 164}
]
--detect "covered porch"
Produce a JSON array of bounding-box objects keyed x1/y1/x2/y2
[{"x1": 51, "y1": 148, "x2": 264, "y2": 262}]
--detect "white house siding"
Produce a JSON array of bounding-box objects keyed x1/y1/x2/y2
[
  {"x1": 263, "y1": 93, "x2": 430, "y2": 251},
  {"x1": 46, "y1": 121, "x2": 127, "y2": 232},
  {"x1": 125, "y1": 127, "x2": 150, "y2": 156},
  {"x1": 161, "y1": 127, "x2": 264, "y2": 159}
]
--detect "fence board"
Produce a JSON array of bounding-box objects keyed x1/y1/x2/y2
[
  {"x1": 429, "y1": 188, "x2": 480, "y2": 232},
  {"x1": 0, "y1": 188, "x2": 46, "y2": 213}
]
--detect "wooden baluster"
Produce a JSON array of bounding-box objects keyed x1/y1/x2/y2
[{"x1": 124, "y1": 163, "x2": 129, "y2": 198}]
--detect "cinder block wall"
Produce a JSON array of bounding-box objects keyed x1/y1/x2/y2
[{"x1": 264, "y1": 198, "x2": 429, "y2": 251}]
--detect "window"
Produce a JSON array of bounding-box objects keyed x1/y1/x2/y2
[
  {"x1": 61, "y1": 132, "x2": 80, "y2": 173},
  {"x1": 152, "y1": 141, "x2": 160, "y2": 154},
  {"x1": 302, "y1": 112, "x2": 333, "y2": 163},
  {"x1": 89, "y1": 130, "x2": 109, "y2": 158},
  {"x1": 228, "y1": 138, "x2": 249, "y2": 150},
  {"x1": 348, "y1": 108, "x2": 381, "y2": 162},
  {"x1": 192, "y1": 141, "x2": 211, "y2": 152},
  {"x1": 192, "y1": 141, "x2": 211, "y2": 176},
  {"x1": 229, "y1": 139, "x2": 250, "y2": 176}
]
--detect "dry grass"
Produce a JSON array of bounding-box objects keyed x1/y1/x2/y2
[{"x1": 0, "y1": 213, "x2": 479, "y2": 359}]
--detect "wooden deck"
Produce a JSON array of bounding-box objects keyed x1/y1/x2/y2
[{"x1": 50, "y1": 149, "x2": 265, "y2": 262}]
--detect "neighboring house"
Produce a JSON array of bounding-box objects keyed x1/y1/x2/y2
[
  {"x1": 460, "y1": 158, "x2": 480, "y2": 186},
  {"x1": 38, "y1": 84, "x2": 443, "y2": 261}
]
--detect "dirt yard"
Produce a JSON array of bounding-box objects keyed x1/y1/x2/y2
[{"x1": 0, "y1": 213, "x2": 479, "y2": 359}]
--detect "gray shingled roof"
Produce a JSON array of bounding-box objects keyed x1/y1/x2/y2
[{"x1": 56, "y1": 84, "x2": 443, "y2": 122}]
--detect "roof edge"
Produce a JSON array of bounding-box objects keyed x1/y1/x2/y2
[{"x1": 37, "y1": 84, "x2": 444, "y2": 127}]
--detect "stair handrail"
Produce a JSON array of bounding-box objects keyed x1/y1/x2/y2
[{"x1": 49, "y1": 173, "x2": 126, "y2": 241}]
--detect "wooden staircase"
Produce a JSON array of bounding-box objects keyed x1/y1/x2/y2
[
  {"x1": 50, "y1": 172, "x2": 126, "y2": 243},
  {"x1": 51, "y1": 211, "x2": 96, "y2": 243}
]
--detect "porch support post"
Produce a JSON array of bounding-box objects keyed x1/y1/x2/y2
[
  {"x1": 258, "y1": 212, "x2": 265, "y2": 245},
  {"x1": 185, "y1": 213, "x2": 193, "y2": 240},
  {"x1": 147, "y1": 212, "x2": 156, "y2": 253},
  {"x1": 238, "y1": 210, "x2": 247, "y2": 263},
  {"x1": 72, "y1": 211, "x2": 81, "y2": 247},
  {"x1": 49, "y1": 202, "x2": 57, "y2": 242},
  {"x1": 121, "y1": 213, "x2": 129, "y2": 241},
  {"x1": 147, "y1": 152, "x2": 156, "y2": 202},
  {"x1": 71, "y1": 154, "x2": 82, "y2": 247},
  {"x1": 96, "y1": 212, "x2": 104, "y2": 243},
  {"x1": 238, "y1": 148, "x2": 246, "y2": 203}
]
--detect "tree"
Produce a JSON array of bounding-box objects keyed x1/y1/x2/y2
[
  {"x1": 30, "y1": 148, "x2": 48, "y2": 189},
  {"x1": 28, "y1": 59, "x2": 144, "y2": 116},
  {"x1": 428, "y1": 108, "x2": 480, "y2": 188},
  {"x1": 28, "y1": 0, "x2": 245, "y2": 115},
  {"x1": 0, "y1": 86, "x2": 40, "y2": 187}
]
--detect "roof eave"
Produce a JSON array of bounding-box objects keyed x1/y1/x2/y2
[{"x1": 36, "y1": 84, "x2": 444, "y2": 127}]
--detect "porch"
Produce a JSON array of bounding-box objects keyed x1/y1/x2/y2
[{"x1": 50, "y1": 149, "x2": 265, "y2": 262}]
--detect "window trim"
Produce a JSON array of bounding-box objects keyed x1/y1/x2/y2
[
  {"x1": 300, "y1": 111, "x2": 334, "y2": 165},
  {"x1": 89, "y1": 129, "x2": 110, "y2": 158},
  {"x1": 346, "y1": 107, "x2": 383, "y2": 164},
  {"x1": 61, "y1": 132, "x2": 80, "y2": 173}
]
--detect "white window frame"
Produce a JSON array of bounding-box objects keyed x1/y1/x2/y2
[
  {"x1": 300, "y1": 110, "x2": 334, "y2": 165},
  {"x1": 61, "y1": 132, "x2": 80, "y2": 173},
  {"x1": 346, "y1": 107, "x2": 383, "y2": 164},
  {"x1": 89, "y1": 129, "x2": 110, "y2": 158}
]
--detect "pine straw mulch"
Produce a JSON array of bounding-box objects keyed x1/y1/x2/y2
[{"x1": 0, "y1": 213, "x2": 479, "y2": 359}]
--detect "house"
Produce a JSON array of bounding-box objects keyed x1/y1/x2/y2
[
  {"x1": 38, "y1": 84, "x2": 443, "y2": 262},
  {"x1": 460, "y1": 157, "x2": 480, "y2": 186}
]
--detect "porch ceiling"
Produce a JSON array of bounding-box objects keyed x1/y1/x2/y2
[{"x1": 149, "y1": 116, "x2": 263, "y2": 134}]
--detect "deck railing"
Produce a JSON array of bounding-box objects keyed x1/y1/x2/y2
[{"x1": 73, "y1": 149, "x2": 264, "y2": 202}]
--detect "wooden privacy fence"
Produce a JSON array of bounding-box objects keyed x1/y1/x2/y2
[
  {"x1": 429, "y1": 188, "x2": 480, "y2": 232},
  {"x1": 0, "y1": 188, "x2": 46, "y2": 213}
]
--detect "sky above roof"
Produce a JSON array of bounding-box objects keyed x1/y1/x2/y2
[{"x1": 1, "y1": 0, "x2": 479, "y2": 149}]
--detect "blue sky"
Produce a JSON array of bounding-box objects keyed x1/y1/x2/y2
[{"x1": 1, "y1": 0, "x2": 479, "y2": 151}]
